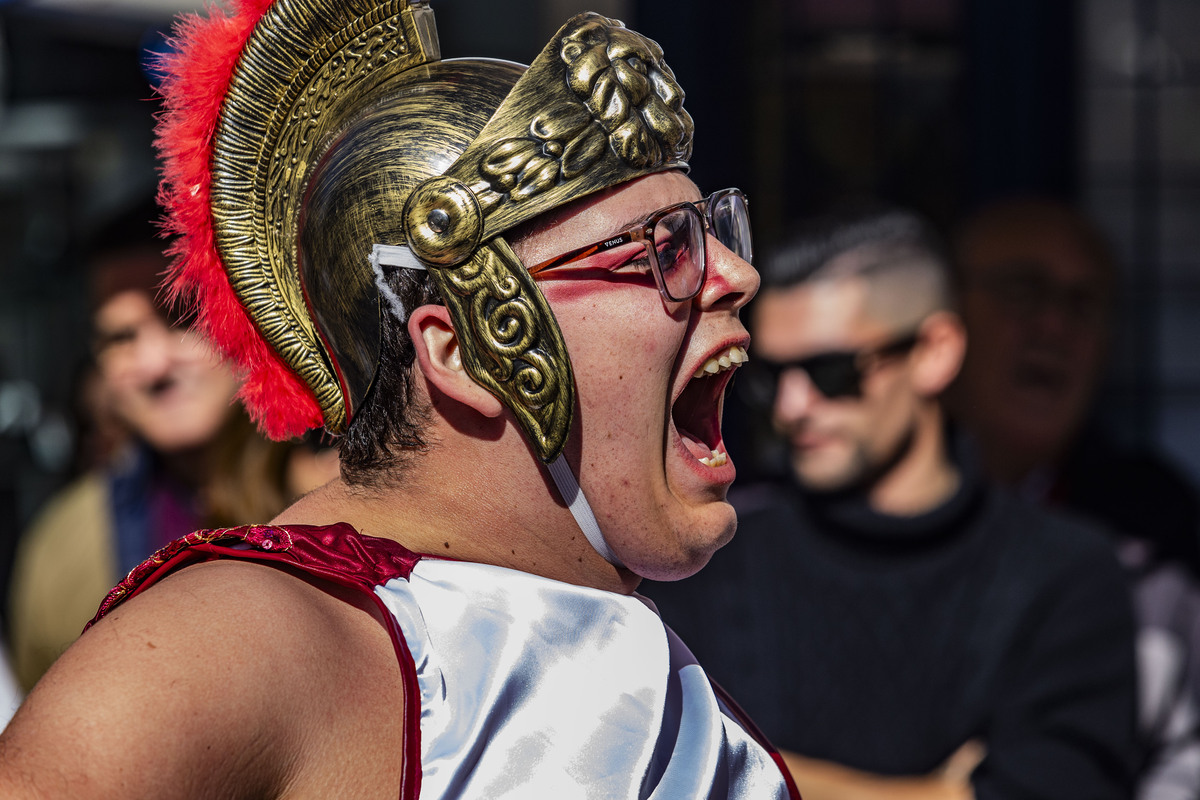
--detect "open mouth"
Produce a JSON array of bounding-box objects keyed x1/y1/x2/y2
[
  {"x1": 146, "y1": 375, "x2": 180, "y2": 401},
  {"x1": 672, "y1": 345, "x2": 748, "y2": 468}
]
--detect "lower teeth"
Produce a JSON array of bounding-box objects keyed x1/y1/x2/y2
[{"x1": 698, "y1": 450, "x2": 727, "y2": 467}]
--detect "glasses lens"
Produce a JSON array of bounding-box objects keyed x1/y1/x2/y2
[
  {"x1": 653, "y1": 206, "x2": 705, "y2": 301},
  {"x1": 711, "y1": 191, "x2": 753, "y2": 263},
  {"x1": 802, "y1": 354, "x2": 862, "y2": 398}
]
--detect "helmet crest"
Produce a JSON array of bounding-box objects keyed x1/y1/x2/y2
[{"x1": 157, "y1": 0, "x2": 321, "y2": 439}]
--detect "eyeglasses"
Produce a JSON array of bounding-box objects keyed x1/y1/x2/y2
[
  {"x1": 527, "y1": 188, "x2": 752, "y2": 303},
  {"x1": 739, "y1": 332, "x2": 919, "y2": 404}
]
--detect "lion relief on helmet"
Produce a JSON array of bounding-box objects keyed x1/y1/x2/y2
[{"x1": 479, "y1": 15, "x2": 694, "y2": 203}]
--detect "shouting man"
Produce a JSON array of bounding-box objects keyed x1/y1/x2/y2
[{"x1": 0, "y1": 2, "x2": 796, "y2": 798}]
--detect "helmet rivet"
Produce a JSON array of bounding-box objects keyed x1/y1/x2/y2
[
  {"x1": 403, "y1": 177, "x2": 484, "y2": 267},
  {"x1": 428, "y1": 208, "x2": 451, "y2": 233}
]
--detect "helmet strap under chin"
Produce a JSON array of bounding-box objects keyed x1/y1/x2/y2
[{"x1": 547, "y1": 454, "x2": 625, "y2": 569}]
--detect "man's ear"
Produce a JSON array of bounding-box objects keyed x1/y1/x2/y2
[
  {"x1": 407, "y1": 305, "x2": 504, "y2": 418},
  {"x1": 911, "y1": 310, "x2": 967, "y2": 398}
]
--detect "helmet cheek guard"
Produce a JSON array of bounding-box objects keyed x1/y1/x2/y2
[
  {"x1": 159, "y1": 0, "x2": 692, "y2": 464},
  {"x1": 400, "y1": 15, "x2": 693, "y2": 462}
]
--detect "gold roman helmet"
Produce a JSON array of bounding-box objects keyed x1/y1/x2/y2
[{"x1": 161, "y1": 0, "x2": 693, "y2": 464}]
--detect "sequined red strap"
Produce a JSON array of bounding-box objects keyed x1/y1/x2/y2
[
  {"x1": 87, "y1": 522, "x2": 425, "y2": 800},
  {"x1": 89, "y1": 522, "x2": 420, "y2": 622}
]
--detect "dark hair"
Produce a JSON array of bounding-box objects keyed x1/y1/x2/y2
[
  {"x1": 762, "y1": 207, "x2": 951, "y2": 292},
  {"x1": 337, "y1": 266, "x2": 442, "y2": 488}
]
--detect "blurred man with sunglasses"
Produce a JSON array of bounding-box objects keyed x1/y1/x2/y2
[{"x1": 648, "y1": 208, "x2": 1138, "y2": 799}]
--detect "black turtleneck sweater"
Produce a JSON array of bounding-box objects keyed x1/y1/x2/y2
[{"x1": 645, "y1": 468, "x2": 1138, "y2": 800}]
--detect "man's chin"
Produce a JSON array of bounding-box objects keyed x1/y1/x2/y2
[
  {"x1": 634, "y1": 550, "x2": 721, "y2": 583},
  {"x1": 624, "y1": 506, "x2": 737, "y2": 582},
  {"x1": 790, "y1": 454, "x2": 858, "y2": 494}
]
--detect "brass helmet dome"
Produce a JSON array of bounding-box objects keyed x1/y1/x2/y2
[
  {"x1": 297, "y1": 59, "x2": 527, "y2": 422},
  {"x1": 158, "y1": 0, "x2": 693, "y2": 463}
]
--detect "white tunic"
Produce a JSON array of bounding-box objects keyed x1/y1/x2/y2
[{"x1": 92, "y1": 523, "x2": 796, "y2": 799}]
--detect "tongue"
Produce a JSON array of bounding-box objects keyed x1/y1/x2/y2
[{"x1": 678, "y1": 427, "x2": 715, "y2": 460}]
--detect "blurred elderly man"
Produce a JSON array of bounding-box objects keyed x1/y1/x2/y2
[{"x1": 952, "y1": 198, "x2": 1200, "y2": 799}]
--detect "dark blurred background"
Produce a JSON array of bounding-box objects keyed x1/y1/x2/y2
[{"x1": 0, "y1": 0, "x2": 1195, "y2": 552}]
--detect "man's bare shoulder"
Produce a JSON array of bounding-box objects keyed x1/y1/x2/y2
[{"x1": 0, "y1": 558, "x2": 406, "y2": 798}]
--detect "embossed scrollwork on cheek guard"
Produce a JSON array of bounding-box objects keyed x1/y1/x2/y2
[
  {"x1": 424, "y1": 238, "x2": 573, "y2": 463},
  {"x1": 471, "y1": 281, "x2": 537, "y2": 360}
]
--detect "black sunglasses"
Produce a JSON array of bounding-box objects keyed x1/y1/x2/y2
[{"x1": 740, "y1": 332, "x2": 920, "y2": 404}]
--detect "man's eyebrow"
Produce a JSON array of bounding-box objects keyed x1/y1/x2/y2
[
  {"x1": 596, "y1": 192, "x2": 701, "y2": 240},
  {"x1": 603, "y1": 210, "x2": 650, "y2": 239},
  {"x1": 608, "y1": 191, "x2": 704, "y2": 236}
]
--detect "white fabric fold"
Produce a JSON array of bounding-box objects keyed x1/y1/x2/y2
[{"x1": 376, "y1": 559, "x2": 789, "y2": 798}]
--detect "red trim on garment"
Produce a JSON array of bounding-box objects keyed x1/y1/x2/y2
[
  {"x1": 87, "y1": 522, "x2": 426, "y2": 800},
  {"x1": 711, "y1": 679, "x2": 803, "y2": 799}
]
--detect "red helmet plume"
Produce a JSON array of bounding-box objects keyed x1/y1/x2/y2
[{"x1": 155, "y1": 0, "x2": 323, "y2": 440}]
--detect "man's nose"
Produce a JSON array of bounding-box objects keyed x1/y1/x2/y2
[
  {"x1": 695, "y1": 235, "x2": 759, "y2": 313},
  {"x1": 773, "y1": 368, "x2": 820, "y2": 424}
]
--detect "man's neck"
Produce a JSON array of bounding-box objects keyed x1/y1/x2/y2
[
  {"x1": 274, "y1": 434, "x2": 636, "y2": 594},
  {"x1": 865, "y1": 408, "x2": 960, "y2": 517}
]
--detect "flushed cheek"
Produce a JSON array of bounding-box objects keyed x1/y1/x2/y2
[
  {"x1": 543, "y1": 284, "x2": 686, "y2": 420},
  {"x1": 580, "y1": 363, "x2": 672, "y2": 452},
  {"x1": 536, "y1": 273, "x2": 661, "y2": 308},
  {"x1": 546, "y1": 292, "x2": 683, "y2": 373}
]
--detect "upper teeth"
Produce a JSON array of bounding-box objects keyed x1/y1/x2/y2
[{"x1": 693, "y1": 346, "x2": 748, "y2": 379}]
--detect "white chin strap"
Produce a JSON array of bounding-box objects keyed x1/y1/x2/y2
[
  {"x1": 547, "y1": 454, "x2": 625, "y2": 569},
  {"x1": 372, "y1": 244, "x2": 626, "y2": 570}
]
